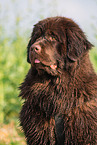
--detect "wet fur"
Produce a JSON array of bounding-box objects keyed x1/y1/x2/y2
[{"x1": 19, "y1": 16, "x2": 97, "y2": 145}]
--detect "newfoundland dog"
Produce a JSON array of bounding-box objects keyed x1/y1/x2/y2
[{"x1": 19, "y1": 16, "x2": 97, "y2": 145}]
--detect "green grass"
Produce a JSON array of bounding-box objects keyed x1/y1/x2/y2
[
  {"x1": 89, "y1": 47, "x2": 97, "y2": 72},
  {"x1": 0, "y1": 34, "x2": 29, "y2": 144},
  {"x1": 0, "y1": 35, "x2": 30, "y2": 123}
]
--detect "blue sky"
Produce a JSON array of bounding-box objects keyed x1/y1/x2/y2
[{"x1": 0, "y1": 0, "x2": 97, "y2": 45}]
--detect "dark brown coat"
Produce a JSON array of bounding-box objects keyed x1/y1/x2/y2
[{"x1": 19, "y1": 16, "x2": 97, "y2": 145}]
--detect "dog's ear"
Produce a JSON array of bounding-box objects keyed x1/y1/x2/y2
[{"x1": 66, "y1": 28, "x2": 93, "y2": 61}]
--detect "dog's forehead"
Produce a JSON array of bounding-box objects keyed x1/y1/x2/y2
[
  {"x1": 35, "y1": 18, "x2": 63, "y2": 34},
  {"x1": 35, "y1": 35, "x2": 56, "y2": 43},
  {"x1": 34, "y1": 21, "x2": 67, "y2": 44}
]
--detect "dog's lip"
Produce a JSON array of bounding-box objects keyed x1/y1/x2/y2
[
  {"x1": 50, "y1": 64, "x2": 57, "y2": 69},
  {"x1": 41, "y1": 61, "x2": 57, "y2": 69},
  {"x1": 34, "y1": 58, "x2": 57, "y2": 69}
]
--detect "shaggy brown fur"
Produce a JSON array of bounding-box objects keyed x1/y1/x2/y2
[{"x1": 19, "y1": 16, "x2": 97, "y2": 145}]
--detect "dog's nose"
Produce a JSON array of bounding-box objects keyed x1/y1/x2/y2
[{"x1": 30, "y1": 44, "x2": 41, "y2": 53}]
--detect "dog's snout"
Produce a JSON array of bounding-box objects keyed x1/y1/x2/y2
[{"x1": 30, "y1": 44, "x2": 41, "y2": 53}]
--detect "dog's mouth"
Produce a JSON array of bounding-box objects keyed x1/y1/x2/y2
[
  {"x1": 34, "y1": 58, "x2": 57, "y2": 70},
  {"x1": 30, "y1": 55, "x2": 63, "y2": 76},
  {"x1": 34, "y1": 59, "x2": 41, "y2": 64}
]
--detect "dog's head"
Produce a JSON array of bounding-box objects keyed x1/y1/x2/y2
[{"x1": 27, "y1": 17, "x2": 93, "y2": 76}]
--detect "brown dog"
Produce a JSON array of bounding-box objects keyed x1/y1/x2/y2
[{"x1": 19, "y1": 16, "x2": 97, "y2": 145}]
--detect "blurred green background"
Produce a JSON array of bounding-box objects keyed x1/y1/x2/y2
[{"x1": 0, "y1": 0, "x2": 97, "y2": 144}]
